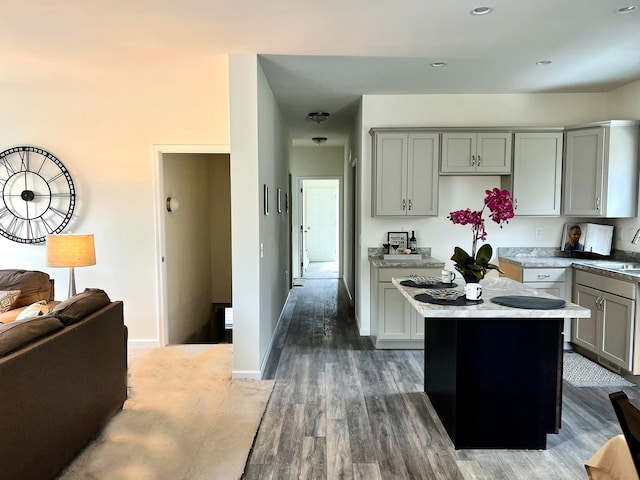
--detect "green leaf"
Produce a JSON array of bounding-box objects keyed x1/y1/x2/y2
[
  {"x1": 450, "y1": 246, "x2": 471, "y2": 265},
  {"x1": 475, "y1": 243, "x2": 493, "y2": 264}
]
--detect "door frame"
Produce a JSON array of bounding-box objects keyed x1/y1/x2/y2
[
  {"x1": 294, "y1": 175, "x2": 343, "y2": 279},
  {"x1": 152, "y1": 144, "x2": 230, "y2": 346}
]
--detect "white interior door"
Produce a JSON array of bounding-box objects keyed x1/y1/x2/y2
[{"x1": 305, "y1": 185, "x2": 338, "y2": 261}]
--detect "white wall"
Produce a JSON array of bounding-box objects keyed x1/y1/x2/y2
[
  {"x1": 356, "y1": 92, "x2": 611, "y2": 334},
  {"x1": 209, "y1": 155, "x2": 232, "y2": 304},
  {"x1": 229, "y1": 54, "x2": 261, "y2": 377},
  {"x1": 607, "y1": 80, "x2": 640, "y2": 251},
  {"x1": 0, "y1": 55, "x2": 230, "y2": 343},
  {"x1": 257, "y1": 59, "x2": 292, "y2": 374},
  {"x1": 229, "y1": 54, "x2": 291, "y2": 377}
]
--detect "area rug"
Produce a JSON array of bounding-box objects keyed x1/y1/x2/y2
[
  {"x1": 58, "y1": 344, "x2": 274, "y2": 480},
  {"x1": 563, "y1": 352, "x2": 635, "y2": 388}
]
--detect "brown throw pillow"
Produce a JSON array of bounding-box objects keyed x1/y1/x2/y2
[
  {"x1": 0, "y1": 290, "x2": 21, "y2": 313},
  {"x1": 50, "y1": 288, "x2": 111, "y2": 326},
  {"x1": 0, "y1": 270, "x2": 51, "y2": 308},
  {"x1": 0, "y1": 315, "x2": 64, "y2": 357}
]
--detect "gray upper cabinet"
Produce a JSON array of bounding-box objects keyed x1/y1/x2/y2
[
  {"x1": 441, "y1": 132, "x2": 512, "y2": 174},
  {"x1": 563, "y1": 121, "x2": 639, "y2": 217},
  {"x1": 371, "y1": 129, "x2": 439, "y2": 217},
  {"x1": 502, "y1": 131, "x2": 563, "y2": 216}
]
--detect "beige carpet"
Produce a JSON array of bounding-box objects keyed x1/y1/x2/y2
[{"x1": 58, "y1": 344, "x2": 274, "y2": 480}]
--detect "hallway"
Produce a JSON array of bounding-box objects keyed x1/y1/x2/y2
[
  {"x1": 245, "y1": 278, "x2": 635, "y2": 479},
  {"x1": 303, "y1": 260, "x2": 339, "y2": 279}
]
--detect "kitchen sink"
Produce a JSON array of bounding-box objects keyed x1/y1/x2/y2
[
  {"x1": 591, "y1": 262, "x2": 640, "y2": 272},
  {"x1": 595, "y1": 263, "x2": 640, "y2": 272}
]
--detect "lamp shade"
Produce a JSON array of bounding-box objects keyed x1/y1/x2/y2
[{"x1": 46, "y1": 234, "x2": 96, "y2": 268}]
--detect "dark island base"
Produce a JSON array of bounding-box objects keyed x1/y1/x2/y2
[{"x1": 425, "y1": 317, "x2": 563, "y2": 450}]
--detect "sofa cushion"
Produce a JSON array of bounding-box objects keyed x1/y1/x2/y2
[
  {"x1": 50, "y1": 288, "x2": 111, "y2": 326},
  {"x1": 0, "y1": 290, "x2": 21, "y2": 313},
  {"x1": 0, "y1": 315, "x2": 64, "y2": 356},
  {"x1": 15, "y1": 300, "x2": 51, "y2": 320},
  {"x1": 0, "y1": 270, "x2": 52, "y2": 308}
]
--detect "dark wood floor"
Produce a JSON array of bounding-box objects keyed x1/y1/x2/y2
[{"x1": 244, "y1": 278, "x2": 639, "y2": 479}]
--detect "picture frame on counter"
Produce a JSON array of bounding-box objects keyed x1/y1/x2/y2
[{"x1": 387, "y1": 231, "x2": 408, "y2": 251}]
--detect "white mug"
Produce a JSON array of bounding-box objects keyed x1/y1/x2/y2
[
  {"x1": 465, "y1": 283, "x2": 483, "y2": 301},
  {"x1": 441, "y1": 269, "x2": 456, "y2": 284}
]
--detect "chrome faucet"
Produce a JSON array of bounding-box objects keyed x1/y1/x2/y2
[{"x1": 632, "y1": 227, "x2": 640, "y2": 245}]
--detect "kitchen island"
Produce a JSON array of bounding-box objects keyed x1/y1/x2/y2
[{"x1": 393, "y1": 277, "x2": 591, "y2": 450}]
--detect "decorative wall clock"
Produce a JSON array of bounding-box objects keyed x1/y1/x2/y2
[{"x1": 0, "y1": 146, "x2": 76, "y2": 244}]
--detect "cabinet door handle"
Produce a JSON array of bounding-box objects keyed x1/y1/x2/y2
[
  {"x1": 471, "y1": 155, "x2": 476, "y2": 166},
  {"x1": 408, "y1": 199, "x2": 412, "y2": 211},
  {"x1": 514, "y1": 199, "x2": 518, "y2": 210},
  {"x1": 477, "y1": 155, "x2": 481, "y2": 166},
  {"x1": 402, "y1": 199, "x2": 406, "y2": 211},
  {"x1": 595, "y1": 197, "x2": 601, "y2": 210}
]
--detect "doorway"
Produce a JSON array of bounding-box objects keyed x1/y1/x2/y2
[
  {"x1": 153, "y1": 145, "x2": 232, "y2": 347},
  {"x1": 299, "y1": 178, "x2": 340, "y2": 280}
]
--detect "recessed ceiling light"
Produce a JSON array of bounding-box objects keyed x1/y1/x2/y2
[
  {"x1": 470, "y1": 6, "x2": 493, "y2": 15},
  {"x1": 430, "y1": 62, "x2": 447, "y2": 68},
  {"x1": 536, "y1": 60, "x2": 553, "y2": 66},
  {"x1": 615, "y1": 5, "x2": 638, "y2": 13}
]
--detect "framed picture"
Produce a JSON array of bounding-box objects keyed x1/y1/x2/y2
[
  {"x1": 277, "y1": 188, "x2": 282, "y2": 213},
  {"x1": 561, "y1": 223, "x2": 584, "y2": 252},
  {"x1": 263, "y1": 184, "x2": 269, "y2": 215},
  {"x1": 387, "y1": 231, "x2": 409, "y2": 251}
]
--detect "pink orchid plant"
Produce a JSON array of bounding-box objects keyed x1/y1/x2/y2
[{"x1": 448, "y1": 188, "x2": 515, "y2": 282}]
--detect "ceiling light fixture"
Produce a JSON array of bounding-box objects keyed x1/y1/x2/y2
[
  {"x1": 312, "y1": 137, "x2": 328, "y2": 146},
  {"x1": 536, "y1": 60, "x2": 553, "y2": 66},
  {"x1": 430, "y1": 62, "x2": 447, "y2": 68},
  {"x1": 308, "y1": 112, "x2": 330, "y2": 124},
  {"x1": 615, "y1": 5, "x2": 638, "y2": 13},
  {"x1": 470, "y1": 6, "x2": 493, "y2": 15}
]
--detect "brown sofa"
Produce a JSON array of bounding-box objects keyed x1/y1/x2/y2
[{"x1": 0, "y1": 269, "x2": 128, "y2": 480}]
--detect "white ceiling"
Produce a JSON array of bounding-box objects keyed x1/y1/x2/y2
[{"x1": 3, "y1": 0, "x2": 640, "y2": 146}]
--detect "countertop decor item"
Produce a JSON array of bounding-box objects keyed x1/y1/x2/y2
[{"x1": 449, "y1": 188, "x2": 514, "y2": 283}]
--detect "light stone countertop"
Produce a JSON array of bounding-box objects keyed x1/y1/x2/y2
[
  {"x1": 498, "y1": 253, "x2": 640, "y2": 283},
  {"x1": 392, "y1": 276, "x2": 592, "y2": 319},
  {"x1": 368, "y1": 247, "x2": 446, "y2": 269},
  {"x1": 368, "y1": 255, "x2": 445, "y2": 268}
]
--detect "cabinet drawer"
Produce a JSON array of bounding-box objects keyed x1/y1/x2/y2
[
  {"x1": 522, "y1": 268, "x2": 566, "y2": 283},
  {"x1": 378, "y1": 267, "x2": 440, "y2": 282},
  {"x1": 575, "y1": 270, "x2": 636, "y2": 300}
]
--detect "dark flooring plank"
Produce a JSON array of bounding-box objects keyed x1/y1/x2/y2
[{"x1": 246, "y1": 278, "x2": 639, "y2": 480}]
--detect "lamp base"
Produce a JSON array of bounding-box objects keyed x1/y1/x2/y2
[{"x1": 68, "y1": 267, "x2": 77, "y2": 298}]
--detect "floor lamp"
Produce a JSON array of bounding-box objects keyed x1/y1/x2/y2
[{"x1": 46, "y1": 233, "x2": 96, "y2": 298}]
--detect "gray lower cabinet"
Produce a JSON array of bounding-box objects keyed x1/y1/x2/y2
[
  {"x1": 370, "y1": 266, "x2": 439, "y2": 349},
  {"x1": 572, "y1": 270, "x2": 637, "y2": 373}
]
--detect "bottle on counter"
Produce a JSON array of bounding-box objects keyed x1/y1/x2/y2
[{"x1": 409, "y1": 231, "x2": 417, "y2": 252}]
